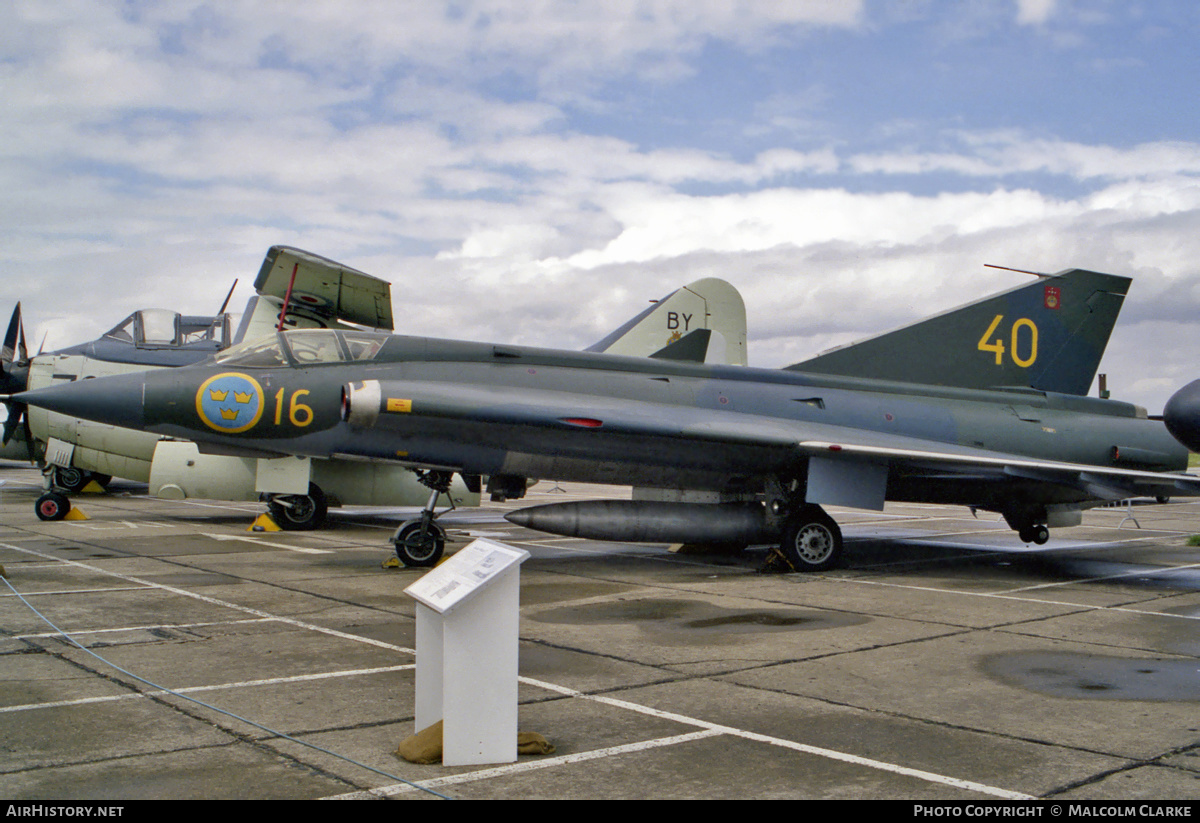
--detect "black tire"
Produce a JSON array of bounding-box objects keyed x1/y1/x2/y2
[
  {"x1": 780, "y1": 506, "x2": 843, "y2": 572},
  {"x1": 393, "y1": 520, "x2": 445, "y2": 568},
  {"x1": 35, "y1": 491, "x2": 71, "y2": 522},
  {"x1": 52, "y1": 466, "x2": 89, "y2": 493},
  {"x1": 267, "y1": 483, "x2": 327, "y2": 530},
  {"x1": 1018, "y1": 525, "x2": 1050, "y2": 544}
]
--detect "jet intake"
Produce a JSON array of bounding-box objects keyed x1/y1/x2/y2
[
  {"x1": 505, "y1": 499, "x2": 772, "y2": 544},
  {"x1": 341, "y1": 380, "x2": 381, "y2": 428}
]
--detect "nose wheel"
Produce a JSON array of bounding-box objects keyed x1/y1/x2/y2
[
  {"x1": 390, "y1": 470, "x2": 453, "y2": 567},
  {"x1": 392, "y1": 519, "x2": 446, "y2": 567}
]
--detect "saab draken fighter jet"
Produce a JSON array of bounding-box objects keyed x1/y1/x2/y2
[{"x1": 15, "y1": 267, "x2": 1200, "y2": 570}]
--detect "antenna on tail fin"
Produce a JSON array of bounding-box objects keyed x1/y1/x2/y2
[{"x1": 984, "y1": 263, "x2": 1050, "y2": 279}]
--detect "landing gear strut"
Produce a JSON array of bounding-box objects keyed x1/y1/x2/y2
[{"x1": 391, "y1": 471, "x2": 453, "y2": 567}]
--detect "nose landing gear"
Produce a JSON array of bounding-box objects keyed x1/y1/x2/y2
[{"x1": 391, "y1": 470, "x2": 453, "y2": 567}]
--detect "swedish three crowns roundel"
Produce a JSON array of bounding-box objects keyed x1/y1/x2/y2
[{"x1": 196, "y1": 372, "x2": 265, "y2": 434}]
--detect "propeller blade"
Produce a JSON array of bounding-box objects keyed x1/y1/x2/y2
[
  {"x1": 21, "y1": 406, "x2": 34, "y2": 462},
  {"x1": 2, "y1": 303, "x2": 20, "y2": 365},
  {"x1": 0, "y1": 401, "x2": 35, "y2": 462},
  {"x1": 18, "y1": 312, "x2": 27, "y2": 363},
  {"x1": 1, "y1": 402, "x2": 24, "y2": 447}
]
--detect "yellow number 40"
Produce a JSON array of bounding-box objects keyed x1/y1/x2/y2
[{"x1": 978, "y1": 315, "x2": 1038, "y2": 368}]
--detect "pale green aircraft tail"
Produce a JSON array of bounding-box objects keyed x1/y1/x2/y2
[
  {"x1": 789, "y1": 268, "x2": 1131, "y2": 396},
  {"x1": 589, "y1": 278, "x2": 748, "y2": 366}
]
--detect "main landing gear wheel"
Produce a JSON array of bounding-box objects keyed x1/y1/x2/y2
[
  {"x1": 52, "y1": 466, "x2": 90, "y2": 493},
  {"x1": 1018, "y1": 525, "x2": 1050, "y2": 545},
  {"x1": 49, "y1": 468, "x2": 111, "y2": 494},
  {"x1": 393, "y1": 520, "x2": 446, "y2": 568},
  {"x1": 267, "y1": 483, "x2": 328, "y2": 531},
  {"x1": 35, "y1": 491, "x2": 71, "y2": 521},
  {"x1": 780, "y1": 505, "x2": 843, "y2": 572}
]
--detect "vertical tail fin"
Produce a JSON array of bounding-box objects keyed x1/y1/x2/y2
[
  {"x1": 588, "y1": 278, "x2": 748, "y2": 365},
  {"x1": 789, "y1": 268, "x2": 1131, "y2": 395}
]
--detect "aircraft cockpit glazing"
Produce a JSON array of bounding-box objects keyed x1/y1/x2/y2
[
  {"x1": 215, "y1": 329, "x2": 388, "y2": 368},
  {"x1": 102, "y1": 310, "x2": 231, "y2": 351}
]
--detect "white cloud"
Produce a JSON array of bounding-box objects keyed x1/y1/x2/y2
[
  {"x1": 1015, "y1": 0, "x2": 1058, "y2": 26},
  {"x1": 553, "y1": 186, "x2": 1077, "y2": 270},
  {"x1": 850, "y1": 134, "x2": 1200, "y2": 181}
]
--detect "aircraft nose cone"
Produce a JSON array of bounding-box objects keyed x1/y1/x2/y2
[
  {"x1": 1163, "y1": 379, "x2": 1200, "y2": 453},
  {"x1": 15, "y1": 372, "x2": 146, "y2": 430}
]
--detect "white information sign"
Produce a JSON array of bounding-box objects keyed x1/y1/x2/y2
[
  {"x1": 404, "y1": 538, "x2": 529, "y2": 614},
  {"x1": 404, "y1": 537, "x2": 530, "y2": 766}
]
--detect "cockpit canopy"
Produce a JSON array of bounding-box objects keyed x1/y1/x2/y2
[
  {"x1": 103, "y1": 310, "x2": 231, "y2": 351},
  {"x1": 215, "y1": 329, "x2": 388, "y2": 367}
]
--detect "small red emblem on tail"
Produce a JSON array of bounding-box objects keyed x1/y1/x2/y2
[{"x1": 1044, "y1": 285, "x2": 1061, "y2": 310}]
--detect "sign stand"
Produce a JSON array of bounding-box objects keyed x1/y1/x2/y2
[{"x1": 404, "y1": 538, "x2": 530, "y2": 766}]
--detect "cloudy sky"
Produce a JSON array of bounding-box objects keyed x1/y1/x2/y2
[{"x1": 4, "y1": 0, "x2": 1200, "y2": 412}]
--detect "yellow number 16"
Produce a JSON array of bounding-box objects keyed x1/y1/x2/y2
[
  {"x1": 273, "y1": 388, "x2": 314, "y2": 426},
  {"x1": 978, "y1": 315, "x2": 1038, "y2": 368}
]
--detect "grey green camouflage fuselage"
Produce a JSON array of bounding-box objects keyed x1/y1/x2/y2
[
  {"x1": 18, "y1": 329, "x2": 1187, "y2": 516},
  {"x1": 17, "y1": 266, "x2": 1197, "y2": 560}
]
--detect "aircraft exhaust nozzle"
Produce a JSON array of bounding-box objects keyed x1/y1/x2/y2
[
  {"x1": 341, "y1": 379, "x2": 381, "y2": 428},
  {"x1": 505, "y1": 499, "x2": 773, "y2": 544}
]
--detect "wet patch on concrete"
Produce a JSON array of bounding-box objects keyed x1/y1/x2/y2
[
  {"x1": 530, "y1": 596, "x2": 867, "y2": 635},
  {"x1": 685, "y1": 612, "x2": 811, "y2": 629},
  {"x1": 982, "y1": 651, "x2": 1200, "y2": 701}
]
